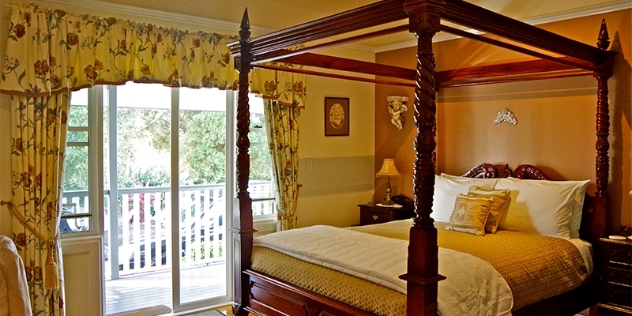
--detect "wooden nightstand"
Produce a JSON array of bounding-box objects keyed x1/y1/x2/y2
[
  {"x1": 358, "y1": 203, "x2": 414, "y2": 226},
  {"x1": 595, "y1": 237, "x2": 632, "y2": 316}
]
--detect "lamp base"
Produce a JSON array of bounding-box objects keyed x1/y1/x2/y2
[{"x1": 381, "y1": 198, "x2": 395, "y2": 205}]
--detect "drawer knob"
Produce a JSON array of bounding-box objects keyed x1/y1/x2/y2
[{"x1": 372, "y1": 215, "x2": 379, "y2": 221}]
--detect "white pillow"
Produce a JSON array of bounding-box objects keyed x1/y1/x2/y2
[
  {"x1": 567, "y1": 181, "x2": 590, "y2": 238},
  {"x1": 432, "y1": 175, "x2": 498, "y2": 222},
  {"x1": 440, "y1": 173, "x2": 498, "y2": 189},
  {"x1": 494, "y1": 177, "x2": 589, "y2": 239}
]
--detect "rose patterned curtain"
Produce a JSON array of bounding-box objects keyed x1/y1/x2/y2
[
  {"x1": 1, "y1": 3, "x2": 239, "y2": 95},
  {"x1": 258, "y1": 68, "x2": 305, "y2": 230},
  {"x1": 1, "y1": 2, "x2": 306, "y2": 314},
  {"x1": 1, "y1": 93, "x2": 69, "y2": 315},
  {"x1": 264, "y1": 100, "x2": 301, "y2": 230}
]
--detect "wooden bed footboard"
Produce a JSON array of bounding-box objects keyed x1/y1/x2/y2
[
  {"x1": 242, "y1": 269, "x2": 599, "y2": 316},
  {"x1": 513, "y1": 274, "x2": 600, "y2": 316},
  {"x1": 244, "y1": 270, "x2": 374, "y2": 316}
]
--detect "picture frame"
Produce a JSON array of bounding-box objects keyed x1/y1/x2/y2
[{"x1": 324, "y1": 97, "x2": 350, "y2": 136}]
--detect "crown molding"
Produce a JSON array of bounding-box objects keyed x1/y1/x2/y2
[
  {"x1": 521, "y1": 0, "x2": 631, "y2": 26},
  {"x1": 36, "y1": 0, "x2": 631, "y2": 53},
  {"x1": 374, "y1": 0, "x2": 632, "y2": 52},
  {"x1": 36, "y1": 0, "x2": 275, "y2": 35}
]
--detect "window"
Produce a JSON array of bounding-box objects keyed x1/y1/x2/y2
[
  {"x1": 248, "y1": 100, "x2": 275, "y2": 219},
  {"x1": 61, "y1": 88, "x2": 104, "y2": 236}
]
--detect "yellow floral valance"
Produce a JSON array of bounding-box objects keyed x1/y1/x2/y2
[
  {"x1": 1, "y1": 2, "x2": 306, "y2": 107},
  {"x1": 251, "y1": 64, "x2": 306, "y2": 108},
  {"x1": 1, "y1": 3, "x2": 237, "y2": 94}
]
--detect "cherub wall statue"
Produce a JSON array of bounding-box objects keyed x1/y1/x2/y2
[{"x1": 387, "y1": 96, "x2": 409, "y2": 130}]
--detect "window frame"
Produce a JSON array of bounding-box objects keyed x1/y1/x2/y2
[{"x1": 61, "y1": 86, "x2": 104, "y2": 237}]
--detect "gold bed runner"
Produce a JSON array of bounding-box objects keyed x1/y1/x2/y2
[{"x1": 348, "y1": 220, "x2": 589, "y2": 310}]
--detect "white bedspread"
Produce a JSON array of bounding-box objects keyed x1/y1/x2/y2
[{"x1": 255, "y1": 225, "x2": 513, "y2": 316}]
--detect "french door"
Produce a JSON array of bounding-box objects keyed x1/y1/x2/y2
[
  {"x1": 103, "y1": 83, "x2": 234, "y2": 313},
  {"x1": 66, "y1": 82, "x2": 274, "y2": 314}
]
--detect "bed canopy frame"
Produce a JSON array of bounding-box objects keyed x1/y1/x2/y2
[{"x1": 227, "y1": 0, "x2": 616, "y2": 315}]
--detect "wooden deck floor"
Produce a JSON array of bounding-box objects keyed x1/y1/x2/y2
[{"x1": 106, "y1": 263, "x2": 227, "y2": 315}]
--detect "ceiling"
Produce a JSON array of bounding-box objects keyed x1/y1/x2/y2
[{"x1": 62, "y1": 0, "x2": 630, "y2": 50}]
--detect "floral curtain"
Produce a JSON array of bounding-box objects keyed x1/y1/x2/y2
[
  {"x1": 264, "y1": 100, "x2": 301, "y2": 230},
  {"x1": 251, "y1": 63, "x2": 306, "y2": 107},
  {"x1": 257, "y1": 61, "x2": 304, "y2": 230},
  {"x1": 3, "y1": 93, "x2": 69, "y2": 315}
]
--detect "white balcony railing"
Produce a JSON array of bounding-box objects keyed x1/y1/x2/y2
[{"x1": 62, "y1": 181, "x2": 274, "y2": 279}]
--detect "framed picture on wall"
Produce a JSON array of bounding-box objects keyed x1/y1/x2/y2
[{"x1": 324, "y1": 97, "x2": 349, "y2": 136}]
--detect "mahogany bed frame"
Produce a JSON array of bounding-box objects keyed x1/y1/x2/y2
[{"x1": 227, "y1": 0, "x2": 617, "y2": 315}]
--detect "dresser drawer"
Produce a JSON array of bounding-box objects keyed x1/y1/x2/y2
[
  {"x1": 608, "y1": 244, "x2": 632, "y2": 265},
  {"x1": 603, "y1": 283, "x2": 632, "y2": 309},
  {"x1": 596, "y1": 304, "x2": 632, "y2": 316},
  {"x1": 360, "y1": 209, "x2": 392, "y2": 225},
  {"x1": 606, "y1": 266, "x2": 632, "y2": 286}
]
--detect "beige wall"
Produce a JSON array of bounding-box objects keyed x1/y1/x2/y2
[
  {"x1": 297, "y1": 46, "x2": 376, "y2": 228},
  {"x1": 375, "y1": 9, "x2": 632, "y2": 234}
]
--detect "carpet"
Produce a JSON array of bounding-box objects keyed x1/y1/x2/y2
[{"x1": 108, "y1": 305, "x2": 172, "y2": 316}]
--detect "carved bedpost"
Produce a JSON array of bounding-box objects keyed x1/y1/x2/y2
[
  {"x1": 399, "y1": 1, "x2": 446, "y2": 315},
  {"x1": 232, "y1": 8, "x2": 255, "y2": 316},
  {"x1": 591, "y1": 19, "x2": 616, "y2": 243}
]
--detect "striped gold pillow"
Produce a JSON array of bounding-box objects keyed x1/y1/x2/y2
[
  {"x1": 468, "y1": 186, "x2": 511, "y2": 234},
  {"x1": 446, "y1": 194, "x2": 493, "y2": 236}
]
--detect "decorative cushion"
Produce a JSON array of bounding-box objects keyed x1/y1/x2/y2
[
  {"x1": 468, "y1": 186, "x2": 510, "y2": 234},
  {"x1": 494, "y1": 177, "x2": 589, "y2": 239},
  {"x1": 432, "y1": 175, "x2": 497, "y2": 223},
  {"x1": 446, "y1": 194, "x2": 493, "y2": 236}
]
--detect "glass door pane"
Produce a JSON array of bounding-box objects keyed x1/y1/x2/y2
[
  {"x1": 177, "y1": 88, "x2": 228, "y2": 306},
  {"x1": 106, "y1": 83, "x2": 173, "y2": 314}
]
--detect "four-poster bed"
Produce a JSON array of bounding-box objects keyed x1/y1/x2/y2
[{"x1": 227, "y1": 0, "x2": 616, "y2": 315}]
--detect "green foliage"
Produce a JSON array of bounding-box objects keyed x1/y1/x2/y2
[
  {"x1": 63, "y1": 146, "x2": 89, "y2": 190},
  {"x1": 115, "y1": 108, "x2": 171, "y2": 188},
  {"x1": 64, "y1": 88, "x2": 273, "y2": 192},
  {"x1": 180, "y1": 111, "x2": 227, "y2": 185},
  {"x1": 183, "y1": 240, "x2": 223, "y2": 261}
]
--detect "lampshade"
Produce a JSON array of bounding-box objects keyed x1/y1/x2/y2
[{"x1": 376, "y1": 159, "x2": 401, "y2": 178}]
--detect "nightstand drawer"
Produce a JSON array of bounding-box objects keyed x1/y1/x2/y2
[
  {"x1": 606, "y1": 266, "x2": 632, "y2": 286},
  {"x1": 596, "y1": 304, "x2": 632, "y2": 316},
  {"x1": 360, "y1": 209, "x2": 392, "y2": 225},
  {"x1": 608, "y1": 244, "x2": 632, "y2": 265},
  {"x1": 358, "y1": 204, "x2": 414, "y2": 226},
  {"x1": 603, "y1": 283, "x2": 632, "y2": 309},
  {"x1": 599, "y1": 238, "x2": 632, "y2": 314}
]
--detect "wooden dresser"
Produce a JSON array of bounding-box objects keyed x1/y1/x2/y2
[
  {"x1": 596, "y1": 237, "x2": 632, "y2": 315},
  {"x1": 358, "y1": 203, "x2": 414, "y2": 226}
]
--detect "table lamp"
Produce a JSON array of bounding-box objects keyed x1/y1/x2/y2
[{"x1": 376, "y1": 158, "x2": 401, "y2": 205}]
